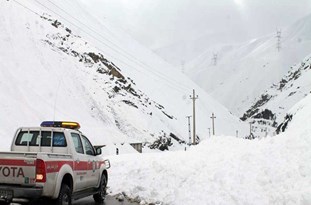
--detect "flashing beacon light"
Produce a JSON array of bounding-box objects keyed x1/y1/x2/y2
[{"x1": 40, "y1": 121, "x2": 81, "y2": 130}]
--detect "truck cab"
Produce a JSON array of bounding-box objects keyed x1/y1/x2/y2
[{"x1": 0, "y1": 121, "x2": 110, "y2": 205}]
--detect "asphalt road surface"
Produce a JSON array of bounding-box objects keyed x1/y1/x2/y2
[
  {"x1": 73, "y1": 195, "x2": 140, "y2": 205},
  {"x1": 7, "y1": 195, "x2": 139, "y2": 205}
]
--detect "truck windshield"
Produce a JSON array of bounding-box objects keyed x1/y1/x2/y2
[{"x1": 15, "y1": 131, "x2": 67, "y2": 147}]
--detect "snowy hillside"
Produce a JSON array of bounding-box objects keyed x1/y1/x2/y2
[
  {"x1": 278, "y1": 93, "x2": 311, "y2": 135},
  {"x1": 153, "y1": 31, "x2": 239, "y2": 68},
  {"x1": 0, "y1": 0, "x2": 248, "y2": 151},
  {"x1": 185, "y1": 13, "x2": 311, "y2": 116},
  {"x1": 108, "y1": 93, "x2": 311, "y2": 205},
  {"x1": 241, "y1": 54, "x2": 311, "y2": 136}
]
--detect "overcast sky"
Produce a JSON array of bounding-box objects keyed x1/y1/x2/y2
[{"x1": 81, "y1": 0, "x2": 311, "y2": 50}]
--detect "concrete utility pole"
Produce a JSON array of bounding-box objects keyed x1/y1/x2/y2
[
  {"x1": 186, "y1": 115, "x2": 192, "y2": 145},
  {"x1": 210, "y1": 113, "x2": 216, "y2": 136},
  {"x1": 212, "y1": 53, "x2": 218, "y2": 66},
  {"x1": 249, "y1": 122, "x2": 252, "y2": 139},
  {"x1": 276, "y1": 29, "x2": 282, "y2": 52},
  {"x1": 190, "y1": 89, "x2": 198, "y2": 144},
  {"x1": 236, "y1": 130, "x2": 239, "y2": 138}
]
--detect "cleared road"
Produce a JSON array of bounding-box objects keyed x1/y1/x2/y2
[
  {"x1": 73, "y1": 195, "x2": 140, "y2": 205},
  {"x1": 7, "y1": 195, "x2": 139, "y2": 205}
]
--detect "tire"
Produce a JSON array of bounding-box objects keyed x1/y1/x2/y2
[
  {"x1": 55, "y1": 184, "x2": 72, "y2": 205},
  {"x1": 93, "y1": 174, "x2": 107, "y2": 203}
]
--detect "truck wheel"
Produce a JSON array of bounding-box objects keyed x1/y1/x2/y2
[
  {"x1": 56, "y1": 184, "x2": 72, "y2": 205},
  {"x1": 93, "y1": 174, "x2": 107, "y2": 203}
]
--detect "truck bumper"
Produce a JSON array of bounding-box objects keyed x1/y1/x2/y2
[{"x1": 0, "y1": 185, "x2": 43, "y2": 202}]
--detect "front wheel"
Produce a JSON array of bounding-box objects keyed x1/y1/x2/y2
[
  {"x1": 93, "y1": 174, "x2": 107, "y2": 203},
  {"x1": 55, "y1": 184, "x2": 72, "y2": 205}
]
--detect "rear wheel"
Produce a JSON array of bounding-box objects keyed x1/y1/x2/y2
[
  {"x1": 93, "y1": 174, "x2": 107, "y2": 203},
  {"x1": 55, "y1": 184, "x2": 72, "y2": 205}
]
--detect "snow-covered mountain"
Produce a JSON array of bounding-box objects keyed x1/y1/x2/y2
[
  {"x1": 153, "y1": 31, "x2": 240, "y2": 68},
  {"x1": 277, "y1": 92, "x2": 311, "y2": 135},
  {"x1": 241, "y1": 54, "x2": 311, "y2": 136},
  {"x1": 0, "y1": 0, "x2": 248, "y2": 151},
  {"x1": 185, "y1": 13, "x2": 311, "y2": 116}
]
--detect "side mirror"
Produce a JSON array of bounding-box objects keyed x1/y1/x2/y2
[
  {"x1": 94, "y1": 145, "x2": 105, "y2": 156},
  {"x1": 96, "y1": 147, "x2": 102, "y2": 155}
]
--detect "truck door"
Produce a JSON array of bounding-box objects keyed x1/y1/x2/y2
[
  {"x1": 81, "y1": 135, "x2": 100, "y2": 188},
  {"x1": 70, "y1": 133, "x2": 88, "y2": 191}
]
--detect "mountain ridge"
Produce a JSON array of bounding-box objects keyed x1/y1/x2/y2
[
  {"x1": 184, "y1": 12, "x2": 311, "y2": 116},
  {"x1": 0, "y1": 0, "x2": 247, "y2": 151}
]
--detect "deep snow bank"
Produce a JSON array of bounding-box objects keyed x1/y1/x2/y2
[{"x1": 108, "y1": 95, "x2": 311, "y2": 204}]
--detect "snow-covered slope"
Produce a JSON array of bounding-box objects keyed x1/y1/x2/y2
[
  {"x1": 0, "y1": 0, "x2": 247, "y2": 151},
  {"x1": 108, "y1": 94, "x2": 311, "y2": 205},
  {"x1": 279, "y1": 93, "x2": 311, "y2": 135},
  {"x1": 241, "y1": 53, "x2": 311, "y2": 135},
  {"x1": 153, "y1": 31, "x2": 239, "y2": 68},
  {"x1": 185, "y1": 13, "x2": 311, "y2": 116}
]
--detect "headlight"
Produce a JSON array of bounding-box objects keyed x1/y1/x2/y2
[{"x1": 104, "y1": 159, "x2": 111, "y2": 169}]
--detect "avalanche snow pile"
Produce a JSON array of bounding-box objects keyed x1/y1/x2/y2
[
  {"x1": 0, "y1": 0, "x2": 247, "y2": 151},
  {"x1": 108, "y1": 94, "x2": 311, "y2": 205},
  {"x1": 185, "y1": 13, "x2": 311, "y2": 117}
]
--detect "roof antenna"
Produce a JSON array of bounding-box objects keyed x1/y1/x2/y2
[{"x1": 53, "y1": 78, "x2": 62, "y2": 121}]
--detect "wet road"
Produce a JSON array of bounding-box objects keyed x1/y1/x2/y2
[
  {"x1": 8, "y1": 195, "x2": 139, "y2": 205},
  {"x1": 73, "y1": 195, "x2": 139, "y2": 205}
]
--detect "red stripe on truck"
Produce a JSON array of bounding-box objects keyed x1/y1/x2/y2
[
  {"x1": 45, "y1": 161, "x2": 91, "y2": 173},
  {"x1": 0, "y1": 159, "x2": 35, "y2": 166},
  {"x1": 74, "y1": 161, "x2": 89, "y2": 171},
  {"x1": 45, "y1": 161, "x2": 73, "y2": 173},
  {"x1": 1, "y1": 159, "x2": 103, "y2": 174}
]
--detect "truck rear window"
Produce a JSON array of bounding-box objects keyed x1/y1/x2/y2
[{"x1": 15, "y1": 131, "x2": 67, "y2": 147}]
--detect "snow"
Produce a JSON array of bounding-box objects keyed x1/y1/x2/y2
[
  {"x1": 238, "y1": 53, "x2": 311, "y2": 137},
  {"x1": 0, "y1": 0, "x2": 248, "y2": 151},
  {"x1": 1, "y1": 1, "x2": 310, "y2": 204},
  {"x1": 184, "y1": 13, "x2": 311, "y2": 116},
  {"x1": 261, "y1": 54, "x2": 311, "y2": 123},
  {"x1": 108, "y1": 94, "x2": 311, "y2": 204}
]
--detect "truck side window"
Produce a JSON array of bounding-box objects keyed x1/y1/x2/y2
[
  {"x1": 71, "y1": 133, "x2": 84, "y2": 154},
  {"x1": 40, "y1": 131, "x2": 52, "y2": 146},
  {"x1": 81, "y1": 135, "x2": 95, "y2": 156},
  {"x1": 53, "y1": 132, "x2": 67, "y2": 147},
  {"x1": 16, "y1": 131, "x2": 39, "y2": 146}
]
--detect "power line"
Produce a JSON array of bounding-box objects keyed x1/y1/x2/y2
[
  {"x1": 32, "y1": 0, "x2": 192, "y2": 92},
  {"x1": 12, "y1": 0, "x2": 191, "y2": 94},
  {"x1": 11, "y1": 0, "x2": 40, "y2": 16}
]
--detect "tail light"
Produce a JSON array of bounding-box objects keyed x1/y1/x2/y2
[{"x1": 36, "y1": 159, "x2": 46, "y2": 183}]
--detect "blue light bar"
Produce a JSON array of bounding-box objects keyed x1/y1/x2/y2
[{"x1": 40, "y1": 121, "x2": 80, "y2": 130}]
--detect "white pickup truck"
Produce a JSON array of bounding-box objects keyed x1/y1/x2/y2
[{"x1": 0, "y1": 121, "x2": 110, "y2": 205}]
